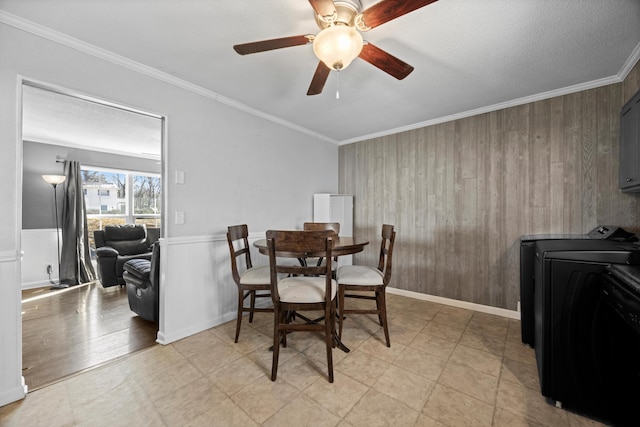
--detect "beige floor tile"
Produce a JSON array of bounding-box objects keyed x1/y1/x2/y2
[
  {"x1": 303, "y1": 339, "x2": 350, "y2": 366},
  {"x1": 492, "y1": 407, "x2": 546, "y2": 427},
  {"x1": 117, "y1": 344, "x2": 186, "y2": 379},
  {"x1": 408, "y1": 331, "x2": 457, "y2": 360},
  {"x1": 262, "y1": 395, "x2": 341, "y2": 427},
  {"x1": 171, "y1": 329, "x2": 219, "y2": 358},
  {"x1": 207, "y1": 356, "x2": 265, "y2": 396},
  {"x1": 450, "y1": 344, "x2": 502, "y2": 377},
  {"x1": 343, "y1": 388, "x2": 419, "y2": 427},
  {"x1": 373, "y1": 364, "x2": 435, "y2": 411},
  {"x1": 8, "y1": 292, "x2": 616, "y2": 427},
  {"x1": 438, "y1": 361, "x2": 499, "y2": 404},
  {"x1": 507, "y1": 319, "x2": 524, "y2": 343},
  {"x1": 139, "y1": 358, "x2": 203, "y2": 401},
  {"x1": 0, "y1": 382, "x2": 74, "y2": 427},
  {"x1": 228, "y1": 328, "x2": 273, "y2": 355},
  {"x1": 189, "y1": 341, "x2": 244, "y2": 375},
  {"x1": 71, "y1": 380, "x2": 164, "y2": 427},
  {"x1": 231, "y1": 375, "x2": 300, "y2": 424},
  {"x1": 402, "y1": 300, "x2": 444, "y2": 321},
  {"x1": 496, "y1": 377, "x2": 569, "y2": 426},
  {"x1": 64, "y1": 361, "x2": 128, "y2": 406},
  {"x1": 303, "y1": 373, "x2": 369, "y2": 418},
  {"x1": 187, "y1": 397, "x2": 258, "y2": 426},
  {"x1": 413, "y1": 413, "x2": 448, "y2": 426},
  {"x1": 277, "y1": 353, "x2": 331, "y2": 390},
  {"x1": 458, "y1": 329, "x2": 506, "y2": 356},
  {"x1": 423, "y1": 383, "x2": 494, "y2": 427},
  {"x1": 466, "y1": 315, "x2": 509, "y2": 339},
  {"x1": 357, "y1": 335, "x2": 405, "y2": 363},
  {"x1": 154, "y1": 376, "x2": 227, "y2": 425},
  {"x1": 392, "y1": 346, "x2": 447, "y2": 381},
  {"x1": 500, "y1": 357, "x2": 540, "y2": 391},
  {"x1": 335, "y1": 349, "x2": 391, "y2": 386},
  {"x1": 432, "y1": 306, "x2": 473, "y2": 329},
  {"x1": 503, "y1": 341, "x2": 537, "y2": 366},
  {"x1": 422, "y1": 321, "x2": 465, "y2": 343}
]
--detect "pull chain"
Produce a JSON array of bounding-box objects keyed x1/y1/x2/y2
[{"x1": 336, "y1": 70, "x2": 340, "y2": 100}]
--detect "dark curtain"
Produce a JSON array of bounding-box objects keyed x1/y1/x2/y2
[{"x1": 60, "y1": 161, "x2": 96, "y2": 285}]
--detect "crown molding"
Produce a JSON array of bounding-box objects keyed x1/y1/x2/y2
[{"x1": 0, "y1": 11, "x2": 337, "y2": 145}]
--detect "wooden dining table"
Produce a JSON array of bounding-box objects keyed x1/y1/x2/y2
[
  {"x1": 253, "y1": 235, "x2": 369, "y2": 259},
  {"x1": 253, "y1": 234, "x2": 369, "y2": 353}
]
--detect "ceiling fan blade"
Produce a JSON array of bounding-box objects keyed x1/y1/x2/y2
[
  {"x1": 359, "y1": 43, "x2": 414, "y2": 80},
  {"x1": 307, "y1": 62, "x2": 331, "y2": 95},
  {"x1": 233, "y1": 35, "x2": 312, "y2": 55},
  {"x1": 358, "y1": 0, "x2": 439, "y2": 30},
  {"x1": 308, "y1": 0, "x2": 337, "y2": 19}
]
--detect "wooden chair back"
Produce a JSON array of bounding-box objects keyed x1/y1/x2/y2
[
  {"x1": 266, "y1": 230, "x2": 335, "y2": 304},
  {"x1": 226, "y1": 224, "x2": 253, "y2": 284},
  {"x1": 378, "y1": 224, "x2": 396, "y2": 286},
  {"x1": 303, "y1": 222, "x2": 340, "y2": 234}
]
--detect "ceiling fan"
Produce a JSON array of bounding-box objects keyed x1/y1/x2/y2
[{"x1": 233, "y1": 0, "x2": 439, "y2": 96}]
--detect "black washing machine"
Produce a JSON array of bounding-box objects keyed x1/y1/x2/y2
[
  {"x1": 520, "y1": 226, "x2": 637, "y2": 346},
  {"x1": 533, "y1": 239, "x2": 640, "y2": 423},
  {"x1": 596, "y1": 264, "x2": 640, "y2": 426}
]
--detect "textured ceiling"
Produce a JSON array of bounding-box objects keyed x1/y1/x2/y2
[{"x1": 4, "y1": 0, "x2": 640, "y2": 155}]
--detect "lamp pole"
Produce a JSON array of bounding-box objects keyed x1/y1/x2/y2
[{"x1": 42, "y1": 175, "x2": 68, "y2": 289}]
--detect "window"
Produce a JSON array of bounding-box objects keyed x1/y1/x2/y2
[{"x1": 82, "y1": 167, "x2": 161, "y2": 248}]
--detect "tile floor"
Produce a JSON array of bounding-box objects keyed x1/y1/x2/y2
[{"x1": 0, "y1": 294, "x2": 606, "y2": 426}]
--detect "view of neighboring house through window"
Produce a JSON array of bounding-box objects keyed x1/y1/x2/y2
[{"x1": 82, "y1": 167, "x2": 161, "y2": 250}]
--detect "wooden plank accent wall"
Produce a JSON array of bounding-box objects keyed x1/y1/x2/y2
[{"x1": 339, "y1": 59, "x2": 640, "y2": 310}]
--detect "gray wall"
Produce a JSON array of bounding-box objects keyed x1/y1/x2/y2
[{"x1": 22, "y1": 140, "x2": 161, "y2": 229}]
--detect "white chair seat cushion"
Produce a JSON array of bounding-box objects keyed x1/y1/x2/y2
[
  {"x1": 239, "y1": 265, "x2": 270, "y2": 285},
  {"x1": 278, "y1": 276, "x2": 337, "y2": 303},
  {"x1": 337, "y1": 265, "x2": 384, "y2": 286}
]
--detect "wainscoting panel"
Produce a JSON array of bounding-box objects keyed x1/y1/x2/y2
[
  {"x1": 158, "y1": 232, "x2": 268, "y2": 344},
  {"x1": 20, "y1": 229, "x2": 60, "y2": 289},
  {"x1": 339, "y1": 61, "x2": 640, "y2": 310}
]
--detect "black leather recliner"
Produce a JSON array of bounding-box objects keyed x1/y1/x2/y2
[
  {"x1": 94, "y1": 224, "x2": 160, "y2": 288},
  {"x1": 123, "y1": 241, "x2": 160, "y2": 322}
]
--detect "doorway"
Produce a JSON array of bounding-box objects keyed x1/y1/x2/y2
[{"x1": 20, "y1": 81, "x2": 164, "y2": 390}]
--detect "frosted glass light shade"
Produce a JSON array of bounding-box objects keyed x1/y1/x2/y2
[
  {"x1": 313, "y1": 25, "x2": 363, "y2": 71},
  {"x1": 42, "y1": 175, "x2": 66, "y2": 185}
]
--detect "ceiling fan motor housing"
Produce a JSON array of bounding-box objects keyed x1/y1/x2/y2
[{"x1": 314, "y1": 0, "x2": 362, "y2": 29}]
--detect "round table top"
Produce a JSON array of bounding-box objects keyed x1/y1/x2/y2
[{"x1": 253, "y1": 236, "x2": 368, "y2": 258}]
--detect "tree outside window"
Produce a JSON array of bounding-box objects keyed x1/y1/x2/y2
[{"x1": 82, "y1": 167, "x2": 161, "y2": 249}]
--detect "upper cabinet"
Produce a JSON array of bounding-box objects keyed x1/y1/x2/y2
[{"x1": 620, "y1": 89, "x2": 640, "y2": 192}]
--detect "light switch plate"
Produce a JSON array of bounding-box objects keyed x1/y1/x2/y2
[
  {"x1": 175, "y1": 171, "x2": 185, "y2": 184},
  {"x1": 175, "y1": 211, "x2": 185, "y2": 224}
]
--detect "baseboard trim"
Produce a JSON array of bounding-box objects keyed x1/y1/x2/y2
[
  {"x1": 386, "y1": 287, "x2": 520, "y2": 320},
  {"x1": 0, "y1": 382, "x2": 27, "y2": 407},
  {"x1": 156, "y1": 311, "x2": 237, "y2": 345}
]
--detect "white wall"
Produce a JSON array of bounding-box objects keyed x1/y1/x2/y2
[
  {"x1": 0, "y1": 19, "x2": 338, "y2": 406},
  {"x1": 21, "y1": 229, "x2": 60, "y2": 289}
]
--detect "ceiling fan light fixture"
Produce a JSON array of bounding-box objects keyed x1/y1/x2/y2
[{"x1": 312, "y1": 24, "x2": 363, "y2": 71}]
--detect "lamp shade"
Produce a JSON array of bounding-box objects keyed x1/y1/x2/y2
[
  {"x1": 42, "y1": 175, "x2": 66, "y2": 185},
  {"x1": 313, "y1": 25, "x2": 363, "y2": 71}
]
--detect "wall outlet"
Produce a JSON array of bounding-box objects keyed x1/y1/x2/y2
[{"x1": 46, "y1": 264, "x2": 52, "y2": 274}]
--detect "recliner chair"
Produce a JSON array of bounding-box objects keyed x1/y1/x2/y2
[
  {"x1": 94, "y1": 224, "x2": 160, "y2": 288},
  {"x1": 123, "y1": 241, "x2": 160, "y2": 322}
]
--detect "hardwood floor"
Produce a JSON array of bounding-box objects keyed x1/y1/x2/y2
[{"x1": 21, "y1": 281, "x2": 158, "y2": 391}]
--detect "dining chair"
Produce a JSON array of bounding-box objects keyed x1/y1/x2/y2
[
  {"x1": 266, "y1": 229, "x2": 337, "y2": 383},
  {"x1": 337, "y1": 224, "x2": 396, "y2": 347},
  {"x1": 227, "y1": 224, "x2": 272, "y2": 343},
  {"x1": 303, "y1": 222, "x2": 340, "y2": 268}
]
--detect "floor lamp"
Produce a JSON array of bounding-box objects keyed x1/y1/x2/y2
[{"x1": 42, "y1": 174, "x2": 68, "y2": 289}]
